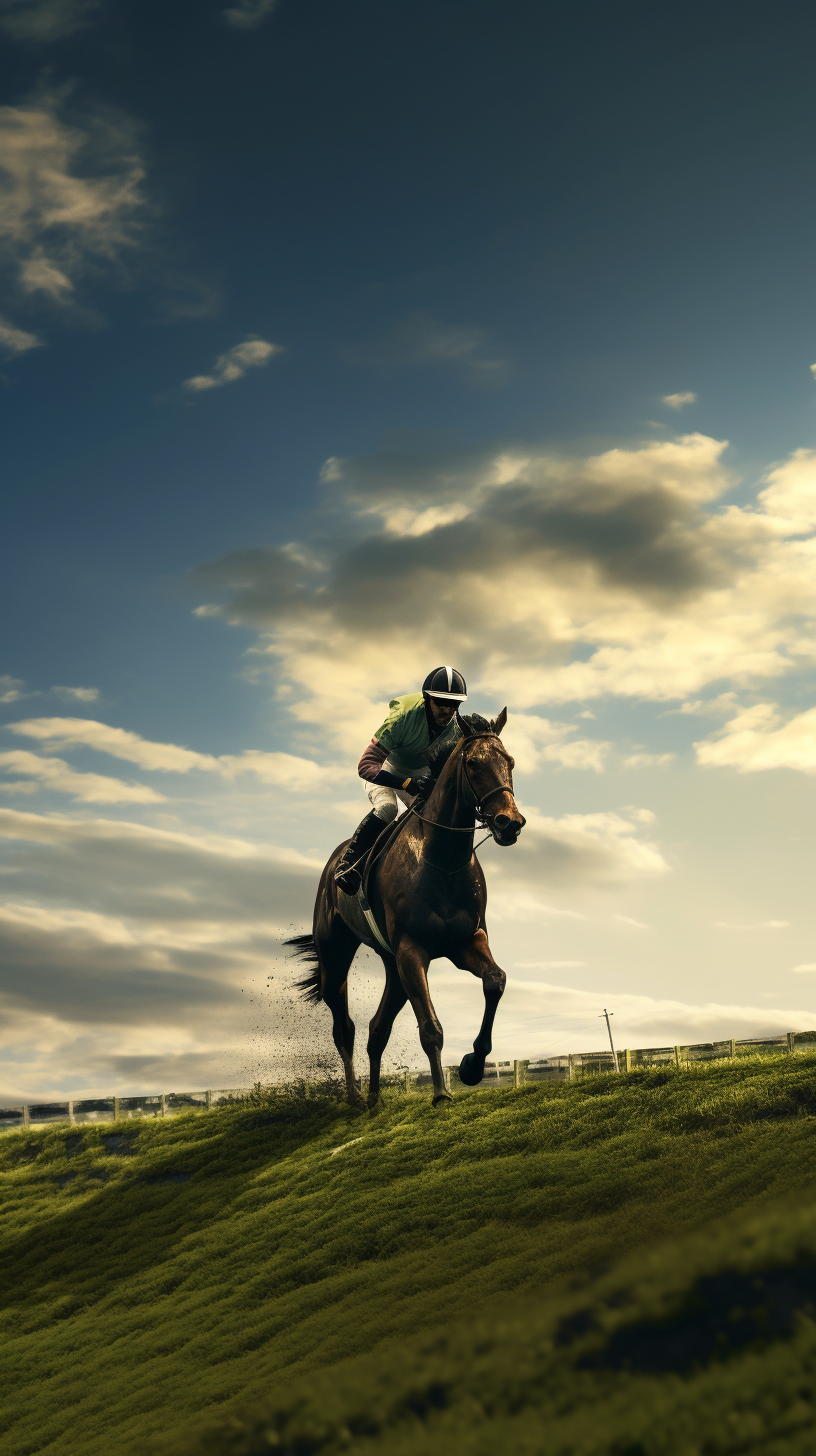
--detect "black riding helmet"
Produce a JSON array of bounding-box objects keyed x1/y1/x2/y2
[{"x1": 422, "y1": 666, "x2": 467, "y2": 701}]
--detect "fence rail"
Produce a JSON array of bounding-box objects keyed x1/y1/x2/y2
[{"x1": 2, "y1": 1030, "x2": 814, "y2": 1132}]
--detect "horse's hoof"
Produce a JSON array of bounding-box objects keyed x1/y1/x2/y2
[
  {"x1": 433, "y1": 1091, "x2": 453, "y2": 1107},
  {"x1": 458, "y1": 1053, "x2": 484, "y2": 1086}
]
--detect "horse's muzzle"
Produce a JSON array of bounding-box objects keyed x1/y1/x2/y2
[{"x1": 492, "y1": 812, "x2": 525, "y2": 846}]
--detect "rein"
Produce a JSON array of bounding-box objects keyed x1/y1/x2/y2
[{"x1": 408, "y1": 733, "x2": 515, "y2": 864}]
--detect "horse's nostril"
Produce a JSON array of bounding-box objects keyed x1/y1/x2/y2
[{"x1": 494, "y1": 814, "x2": 511, "y2": 829}]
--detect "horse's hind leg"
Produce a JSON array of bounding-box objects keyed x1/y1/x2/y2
[
  {"x1": 366, "y1": 956, "x2": 408, "y2": 1108},
  {"x1": 315, "y1": 909, "x2": 363, "y2": 1104},
  {"x1": 449, "y1": 929, "x2": 506, "y2": 1086}
]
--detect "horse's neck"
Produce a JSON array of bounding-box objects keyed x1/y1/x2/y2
[{"x1": 420, "y1": 752, "x2": 474, "y2": 867}]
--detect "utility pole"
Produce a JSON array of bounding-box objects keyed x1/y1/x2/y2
[{"x1": 600, "y1": 1008, "x2": 620, "y2": 1072}]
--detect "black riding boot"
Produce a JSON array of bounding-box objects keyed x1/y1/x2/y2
[{"x1": 334, "y1": 810, "x2": 384, "y2": 895}]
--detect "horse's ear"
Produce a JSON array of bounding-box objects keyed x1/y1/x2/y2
[
  {"x1": 491, "y1": 707, "x2": 508, "y2": 736},
  {"x1": 456, "y1": 710, "x2": 475, "y2": 738}
]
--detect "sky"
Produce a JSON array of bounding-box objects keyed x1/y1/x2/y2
[{"x1": 1, "y1": 0, "x2": 816, "y2": 1101}]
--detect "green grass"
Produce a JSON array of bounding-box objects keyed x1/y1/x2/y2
[{"x1": 1, "y1": 1056, "x2": 815, "y2": 1456}]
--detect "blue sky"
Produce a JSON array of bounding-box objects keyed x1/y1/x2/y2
[{"x1": 1, "y1": 0, "x2": 815, "y2": 1099}]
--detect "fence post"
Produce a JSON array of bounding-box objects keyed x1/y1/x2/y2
[
  {"x1": 205, "y1": 1090, "x2": 213, "y2": 1109},
  {"x1": 403, "y1": 1068, "x2": 411, "y2": 1092},
  {"x1": 729, "y1": 1039, "x2": 736, "y2": 1059},
  {"x1": 22, "y1": 1104, "x2": 30, "y2": 1128},
  {"x1": 113, "y1": 1097, "x2": 121, "y2": 1122},
  {"x1": 567, "y1": 1054, "x2": 575, "y2": 1081},
  {"x1": 787, "y1": 1032, "x2": 795, "y2": 1055},
  {"x1": 444, "y1": 1067, "x2": 451, "y2": 1094},
  {"x1": 513, "y1": 1059, "x2": 527, "y2": 1088},
  {"x1": 674, "y1": 1046, "x2": 682, "y2": 1067},
  {"x1": 622, "y1": 1049, "x2": 631, "y2": 1073},
  {"x1": 67, "y1": 1100, "x2": 75, "y2": 1127},
  {"x1": 160, "y1": 1094, "x2": 167, "y2": 1118}
]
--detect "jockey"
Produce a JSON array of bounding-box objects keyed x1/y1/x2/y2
[{"x1": 334, "y1": 666, "x2": 468, "y2": 894}]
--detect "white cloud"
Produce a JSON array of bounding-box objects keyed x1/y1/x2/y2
[
  {"x1": 0, "y1": 803, "x2": 321, "y2": 874},
  {"x1": 792, "y1": 963, "x2": 816, "y2": 973},
  {"x1": 0, "y1": 674, "x2": 27, "y2": 703},
  {"x1": 503, "y1": 712, "x2": 609, "y2": 774},
  {"x1": 9, "y1": 717, "x2": 219, "y2": 772},
  {"x1": 183, "y1": 337, "x2": 282, "y2": 392},
  {"x1": 0, "y1": 89, "x2": 145, "y2": 316},
  {"x1": 662, "y1": 391, "x2": 697, "y2": 409},
  {"x1": 614, "y1": 914, "x2": 649, "y2": 928},
  {"x1": 0, "y1": 750, "x2": 165, "y2": 803},
  {"x1": 0, "y1": 315, "x2": 41, "y2": 353},
  {"x1": 217, "y1": 749, "x2": 334, "y2": 792},
  {"x1": 757, "y1": 448, "x2": 816, "y2": 531},
  {"x1": 7, "y1": 716, "x2": 335, "y2": 791},
  {"x1": 486, "y1": 807, "x2": 669, "y2": 906},
  {"x1": 714, "y1": 918, "x2": 789, "y2": 930},
  {"x1": 52, "y1": 684, "x2": 99, "y2": 701},
  {"x1": 670, "y1": 693, "x2": 738, "y2": 716},
  {"x1": 623, "y1": 752, "x2": 675, "y2": 768},
  {"x1": 222, "y1": 0, "x2": 278, "y2": 28},
  {"x1": 696, "y1": 703, "x2": 816, "y2": 774},
  {"x1": 0, "y1": 0, "x2": 99, "y2": 41},
  {"x1": 810, "y1": 364, "x2": 816, "y2": 381}
]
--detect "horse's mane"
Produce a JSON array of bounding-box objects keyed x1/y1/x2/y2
[{"x1": 461, "y1": 712, "x2": 491, "y2": 734}]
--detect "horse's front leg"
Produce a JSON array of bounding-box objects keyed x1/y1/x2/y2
[
  {"x1": 395, "y1": 933, "x2": 452, "y2": 1106},
  {"x1": 449, "y1": 928, "x2": 506, "y2": 1086}
]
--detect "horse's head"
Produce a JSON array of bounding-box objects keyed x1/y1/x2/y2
[{"x1": 456, "y1": 708, "x2": 526, "y2": 847}]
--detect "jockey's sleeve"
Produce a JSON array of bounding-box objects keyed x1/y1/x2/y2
[{"x1": 358, "y1": 738, "x2": 408, "y2": 789}]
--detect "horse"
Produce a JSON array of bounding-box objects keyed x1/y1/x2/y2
[{"x1": 285, "y1": 709, "x2": 526, "y2": 1106}]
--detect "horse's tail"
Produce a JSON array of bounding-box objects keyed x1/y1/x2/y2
[{"x1": 283, "y1": 932, "x2": 323, "y2": 1004}]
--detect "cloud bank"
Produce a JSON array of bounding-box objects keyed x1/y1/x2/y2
[
  {"x1": 696, "y1": 703, "x2": 816, "y2": 774},
  {"x1": 189, "y1": 435, "x2": 816, "y2": 759}
]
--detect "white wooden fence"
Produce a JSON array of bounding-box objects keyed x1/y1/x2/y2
[{"x1": 2, "y1": 1029, "x2": 814, "y2": 1132}]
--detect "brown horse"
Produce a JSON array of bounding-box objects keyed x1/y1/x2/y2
[{"x1": 285, "y1": 710, "x2": 526, "y2": 1106}]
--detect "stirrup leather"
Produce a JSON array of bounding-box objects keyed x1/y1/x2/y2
[{"x1": 334, "y1": 858, "x2": 362, "y2": 895}]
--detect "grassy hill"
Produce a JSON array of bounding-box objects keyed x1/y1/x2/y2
[{"x1": 1, "y1": 1055, "x2": 815, "y2": 1456}]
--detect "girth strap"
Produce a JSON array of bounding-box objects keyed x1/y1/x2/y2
[{"x1": 357, "y1": 888, "x2": 392, "y2": 954}]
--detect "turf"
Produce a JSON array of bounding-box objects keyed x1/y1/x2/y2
[{"x1": 1, "y1": 1055, "x2": 814, "y2": 1455}]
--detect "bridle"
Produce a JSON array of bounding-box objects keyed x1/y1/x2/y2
[
  {"x1": 409, "y1": 731, "x2": 524, "y2": 840},
  {"x1": 461, "y1": 738, "x2": 518, "y2": 825}
]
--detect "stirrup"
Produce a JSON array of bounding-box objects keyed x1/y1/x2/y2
[{"x1": 334, "y1": 861, "x2": 362, "y2": 895}]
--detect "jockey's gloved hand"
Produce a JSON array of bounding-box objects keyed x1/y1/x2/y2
[{"x1": 404, "y1": 777, "x2": 430, "y2": 798}]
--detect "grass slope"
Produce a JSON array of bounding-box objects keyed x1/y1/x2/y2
[{"x1": 1, "y1": 1057, "x2": 814, "y2": 1456}]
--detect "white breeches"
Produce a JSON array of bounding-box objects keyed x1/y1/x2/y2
[{"x1": 365, "y1": 767, "x2": 429, "y2": 822}]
